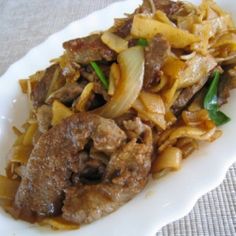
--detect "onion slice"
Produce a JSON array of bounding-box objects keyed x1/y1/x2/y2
[{"x1": 95, "y1": 46, "x2": 144, "y2": 118}]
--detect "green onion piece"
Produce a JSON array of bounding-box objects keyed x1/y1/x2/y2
[
  {"x1": 203, "y1": 71, "x2": 220, "y2": 111},
  {"x1": 208, "y1": 110, "x2": 231, "y2": 126},
  {"x1": 137, "y1": 38, "x2": 148, "y2": 47},
  {"x1": 90, "y1": 61, "x2": 109, "y2": 90},
  {"x1": 203, "y1": 71, "x2": 230, "y2": 126}
]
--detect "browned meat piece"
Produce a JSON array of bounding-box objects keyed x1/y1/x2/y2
[
  {"x1": 153, "y1": 0, "x2": 183, "y2": 17},
  {"x1": 31, "y1": 64, "x2": 58, "y2": 108},
  {"x1": 71, "y1": 151, "x2": 106, "y2": 185},
  {"x1": 46, "y1": 82, "x2": 84, "y2": 104},
  {"x1": 123, "y1": 117, "x2": 147, "y2": 140},
  {"x1": 172, "y1": 82, "x2": 207, "y2": 115},
  {"x1": 14, "y1": 113, "x2": 126, "y2": 220},
  {"x1": 218, "y1": 67, "x2": 236, "y2": 106},
  {"x1": 80, "y1": 67, "x2": 97, "y2": 82},
  {"x1": 144, "y1": 35, "x2": 170, "y2": 88},
  {"x1": 31, "y1": 64, "x2": 66, "y2": 108},
  {"x1": 80, "y1": 63, "x2": 110, "y2": 84},
  {"x1": 63, "y1": 34, "x2": 116, "y2": 64},
  {"x1": 36, "y1": 105, "x2": 52, "y2": 133},
  {"x1": 139, "y1": 0, "x2": 182, "y2": 18},
  {"x1": 93, "y1": 82, "x2": 110, "y2": 101},
  {"x1": 63, "y1": 130, "x2": 153, "y2": 224},
  {"x1": 113, "y1": 18, "x2": 133, "y2": 38}
]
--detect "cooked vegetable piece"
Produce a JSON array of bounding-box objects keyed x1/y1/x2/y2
[
  {"x1": 90, "y1": 62, "x2": 109, "y2": 89},
  {"x1": 208, "y1": 110, "x2": 230, "y2": 126},
  {"x1": 75, "y1": 82, "x2": 94, "y2": 112},
  {"x1": 137, "y1": 38, "x2": 148, "y2": 47},
  {"x1": 139, "y1": 91, "x2": 165, "y2": 114},
  {"x1": 0, "y1": 176, "x2": 20, "y2": 200},
  {"x1": 108, "y1": 63, "x2": 120, "y2": 95},
  {"x1": 96, "y1": 46, "x2": 144, "y2": 118},
  {"x1": 204, "y1": 71, "x2": 220, "y2": 111},
  {"x1": 133, "y1": 98, "x2": 166, "y2": 130},
  {"x1": 131, "y1": 15, "x2": 199, "y2": 48},
  {"x1": 204, "y1": 71, "x2": 231, "y2": 126},
  {"x1": 51, "y1": 100, "x2": 74, "y2": 126},
  {"x1": 101, "y1": 31, "x2": 128, "y2": 53}
]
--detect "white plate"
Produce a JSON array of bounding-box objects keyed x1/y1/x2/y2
[{"x1": 0, "y1": 0, "x2": 235, "y2": 235}]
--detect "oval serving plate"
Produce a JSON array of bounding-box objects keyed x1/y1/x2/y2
[{"x1": 0, "y1": 0, "x2": 235, "y2": 235}]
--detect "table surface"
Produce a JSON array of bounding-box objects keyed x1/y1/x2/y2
[{"x1": 0, "y1": 0, "x2": 235, "y2": 235}]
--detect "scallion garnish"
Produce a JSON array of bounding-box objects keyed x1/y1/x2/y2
[
  {"x1": 137, "y1": 38, "x2": 148, "y2": 47},
  {"x1": 90, "y1": 61, "x2": 109, "y2": 90},
  {"x1": 203, "y1": 71, "x2": 230, "y2": 126}
]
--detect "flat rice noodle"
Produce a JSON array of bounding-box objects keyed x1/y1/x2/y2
[
  {"x1": 139, "y1": 91, "x2": 165, "y2": 114},
  {"x1": 22, "y1": 123, "x2": 38, "y2": 146},
  {"x1": 51, "y1": 100, "x2": 74, "y2": 126},
  {"x1": 133, "y1": 98, "x2": 166, "y2": 130},
  {"x1": 152, "y1": 146, "x2": 182, "y2": 173},
  {"x1": 41, "y1": 217, "x2": 79, "y2": 230},
  {"x1": 101, "y1": 31, "x2": 128, "y2": 53},
  {"x1": 0, "y1": 176, "x2": 20, "y2": 200},
  {"x1": 11, "y1": 145, "x2": 33, "y2": 164},
  {"x1": 158, "y1": 126, "x2": 218, "y2": 152},
  {"x1": 178, "y1": 54, "x2": 217, "y2": 89},
  {"x1": 161, "y1": 79, "x2": 179, "y2": 109},
  {"x1": 131, "y1": 15, "x2": 199, "y2": 48},
  {"x1": 154, "y1": 10, "x2": 175, "y2": 26}
]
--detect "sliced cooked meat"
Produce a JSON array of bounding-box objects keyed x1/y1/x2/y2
[
  {"x1": 14, "y1": 113, "x2": 127, "y2": 220},
  {"x1": 80, "y1": 66, "x2": 97, "y2": 82},
  {"x1": 78, "y1": 159, "x2": 106, "y2": 184},
  {"x1": 46, "y1": 82, "x2": 84, "y2": 105},
  {"x1": 123, "y1": 117, "x2": 146, "y2": 139},
  {"x1": 31, "y1": 64, "x2": 58, "y2": 108},
  {"x1": 93, "y1": 82, "x2": 110, "y2": 101},
  {"x1": 144, "y1": 35, "x2": 170, "y2": 88},
  {"x1": 172, "y1": 55, "x2": 217, "y2": 114},
  {"x1": 153, "y1": 0, "x2": 183, "y2": 17},
  {"x1": 62, "y1": 126, "x2": 152, "y2": 224},
  {"x1": 113, "y1": 18, "x2": 133, "y2": 38},
  {"x1": 80, "y1": 63, "x2": 110, "y2": 83},
  {"x1": 63, "y1": 34, "x2": 116, "y2": 64},
  {"x1": 140, "y1": 0, "x2": 182, "y2": 18},
  {"x1": 218, "y1": 67, "x2": 236, "y2": 106},
  {"x1": 36, "y1": 105, "x2": 52, "y2": 133},
  {"x1": 172, "y1": 83, "x2": 207, "y2": 115}
]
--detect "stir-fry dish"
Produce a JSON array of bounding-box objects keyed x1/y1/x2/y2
[{"x1": 1, "y1": 0, "x2": 236, "y2": 230}]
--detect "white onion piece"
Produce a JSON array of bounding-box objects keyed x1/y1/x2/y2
[{"x1": 96, "y1": 46, "x2": 144, "y2": 118}]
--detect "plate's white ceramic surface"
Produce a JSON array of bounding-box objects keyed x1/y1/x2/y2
[{"x1": 0, "y1": 0, "x2": 235, "y2": 235}]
